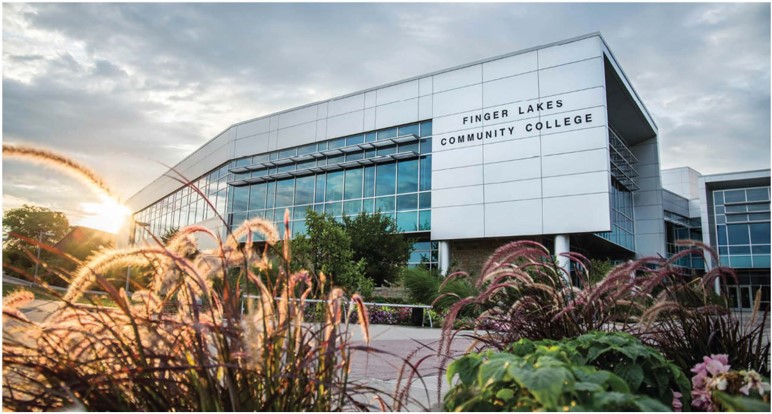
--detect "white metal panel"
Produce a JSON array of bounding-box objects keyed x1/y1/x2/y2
[
  {"x1": 326, "y1": 110, "x2": 364, "y2": 138},
  {"x1": 376, "y1": 80, "x2": 419, "y2": 106},
  {"x1": 433, "y1": 65, "x2": 481, "y2": 93},
  {"x1": 419, "y1": 76, "x2": 433, "y2": 96},
  {"x1": 482, "y1": 51, "x2": 538, "y2": 82},
  {"x1": 432, "y1": 127, "x2": 484, "y2": 153},
  {"x1": 541, "y1": 126, "x2": 607, "y2": 156},
  {"x1": 419, "y1": 95, "x2": 432, "y2": 120},
  {"x1": 537, "y1": 106, "x2": 608, "y2": 138},
  {"x1": 432, "y1": 185, "x2": 484, "y2": 208},
  {"x1": 375, "y1": 98, "x2": 419, "y2": 129},
  {"x1": 482, "y1": 72, "x2": 539, "y2": 107},
  {"x1": 432, "y1": 144, "x2": 483, "y2": 170},
  {"x1": 537, "y1": 87, "x2": 606, "y2": 117},
  {"x1": 364, "y1": 90, "x2": 377, "y2": 108},
  {"x1": 233, "y1": 133, "x2": 270, "y2": 158},
  {"x1": 364, "y1": 107, "x2": 376, "y2": 131},
  {"x1": 483, "y1": 157, "x2": 541, "y2": 184},
  {"x1": 433, "y1": 112, "x2": 480, "y2": 135},
  {"x1": 538, "y1": 58, "x2": 605, "y2": 97},
  {"x1": 484, "y1": 178, "x2": 542, "y2": 203},
  {"x1": 276, "y1": 122, "x2": 317, "y2": 150},
  {"x1": 431, "y1": 204, "x2": 485, "y2": 239},
  {"x1": 315, "y1": 118, "x2": 328, "y2": 141},
  {"x1": 278, "y1": 105, "x2": 317, "y2": 129},
  {"x1": 542, "y1": 171, "x2": 608, "y2": 198},
  {"x1": 542, "y1": 148, "x2": 608, "y2": 178},
  {"x1": 236, "y1": 118, "x2": 270, "y2": 138},
  {"x1": 483, "y1": 136, "x2": 540, "y2": 164},
  {"x1": 328, "y1": 93, "x2": 365, "y2": 117},
  {"x1": 317, "y1": 102, "x2": 328, "y2": 119},
  {"x1": 433, "y1": 165, "x2": 484, "y2": 190},
  {"x1": 537, "y1": 37, "x2": 602, "y2": 69},
  {"x1": 269, "y1": 115, "x2": 279, "y2": 131},
  {"x1": 433, "y1": 84, "x2": 483, "y2": 117},
  {"x1": 484, "y1": 199, "x2": 543, "y2": 236},
  {"x1": 542, "y1": 193, "x2": 611, "y2": 234}
]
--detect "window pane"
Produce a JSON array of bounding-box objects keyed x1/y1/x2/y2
[
  {"x1": 748, "y1": 203, "x2": 770, "y2": 212},
  {"x1": 746, "y1": 188, "x2": 769, "y2": 202},
  {"x1": 293, "y1": 207, "x2": 307, "y2": 220},
  {"x1": 419, "y1": 210, "x2": 431, "y2": 231},
  {"x1": 727, "y1": 224, "x2": 750, "y2": 245},
  {"x1": 397, "y1": 159, "x2": 419, "y2": 194},
  {"x1": 249, "y1": 183, "x2": 267, "y2": 210},
  {"x1": 730, "y1": 255, "x2": 752, "y2": 268},
  {"x1": 397, "y1": 211, "x2": 418, "y2": 232},
  {"x1": 397, "y1": 193, "x2": 418, "y2": 211},
  {"x1": 325, "y1": 201, "x2": 342, "y2": 216},
  {"x1": 327, "y1": 154, "x2": 344, "y2": 165},
  {"x1": 376, "y1": 163, "x2": 396, "y2": 195},
  {"x1": 750, "y1": 223, "x2": 770, "y2": 244},
  {"x1": 295, "y1": 175, "x2": 315, "y2": 205},
  {"x1": 729, "y1": 246, "x2": 751, "y2": 254},
  {"x1": 420, "y1": 138, "x2": 432, "y2": 154},
  {"x1": 420, "y1": 121, "x2": 432, "y2": 137},
  {"x1": 377, "y1": 146, "x2": 396, "y2": 156},
  {"x1": 326, "y1": 171, "x2": 344, "y2": 201},
  {"x1": 344, "y1": 200, "x2": 362, "y2": 216},
  {"x1": 377, "y1": 127, "x2": 397, "y2": 140},
  {"x1": 363, "y1": 198, "x2": 374, "y2": 213},
  {"x1": 275, "y1": 179, "x2": 295, "y2": 207},
  {"x1": 375, "y1": 196, "x2": 394, "y2": 213},
  {"x1": 315, "y1": 175, "x2": 326, "y2": 203},
  {"x1": 717, "y1": 225, "x2": 727, "y2": 245},
  {"x1": 364, "y1": 166, "x2": 375, "y2": 197},
  {"x1": 278, "y1": 148, "x2": 296, "y2": 159},
  {"x1": 398, "y1": 141, "x2": 419, "y2": 153},
  {"x1": 365, "y1": 132, "x2": 376, "y2": 142},
  {"x1": 344, "y1": 168, "x2": 363, "y2": 200},
  {"x1": 726, "y1": 205, "x2": 746, "y2": 213},
  {"x1": 266, "y1": 181, "x2": 276, "y2": 208},
  {"x1": 232, "y1": 186, "x2": 249, "y2": 212},
  {"x1": 752, "y1": 245, "x2": 770, "y2": 254},
  {"x1": 346, "y1": 151, "x2": 364, "y2": 161},
  {"x1": 398, "y1": 124, "x2": 419, "y2": 137},
  {"x1": 419, "y1": 192, "x2": 431, "y2": 209},
  {"x1": 419, "y1": 156, "x2": 432, "y2": 191},
  {"x1": 749, "y1": 212, "x2": 771, "y2": 221},
  {"x1": 297, "y1": 143, "x2": 316, "y2": 156},
  {"x1": 346, "y1": 134, "x2": 364, "y2": 145},
  {"x1": 724, "y1": 190, "x2": 746, "y2": 203},
  {"x1": 328, "y1": 138, "x2": 346, "y2": 149}
]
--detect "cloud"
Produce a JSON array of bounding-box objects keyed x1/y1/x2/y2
[{"x1": 2, "y1": 2, "x2": 769, "y2": 225}]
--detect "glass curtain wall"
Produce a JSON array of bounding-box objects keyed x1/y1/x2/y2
[{"x1": 712, "y1": 186, "x2": 771, "y2": 268}]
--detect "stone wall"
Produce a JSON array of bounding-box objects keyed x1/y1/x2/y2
[{"x1": 449, "y1": 236, "x2": 552, "y2": 277}]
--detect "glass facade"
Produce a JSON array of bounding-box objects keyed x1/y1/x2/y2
[
  {"x1": 712, "y1": 186, "x2": 771, "y2": 269},
  {"x1": 408, "y1": 241, "x2": 439, "y2": 269},
  {"x1": 664, "y1": 211, "x2": 704, "y2": 269},
  {"x1": 133, "y1": 120, "x2": 433, "y2": 243},
  {"x1": 596, "y1": 127, "x2": 637, "y2": 252}
]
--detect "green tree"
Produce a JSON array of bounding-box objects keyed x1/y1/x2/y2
[
  {"x1": 291, "y1": 210, "x2": 372, "y2": 298},
  {"x1": 342, "y1": 212, "x2": 414, "y2": 286},
  {"x1": 2, "y1": 204, "x2": 70, "y2": 279}
]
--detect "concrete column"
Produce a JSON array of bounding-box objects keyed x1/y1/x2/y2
[
  {"x1": 438, "y1": 241, "x2": 451, "y2": 276},
  {"x1": 554, "y1": 234, "x2": 571, "y2": 286}
]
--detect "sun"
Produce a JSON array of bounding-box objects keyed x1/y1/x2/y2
[{"x1": 77, "y1": 195, "x2": 131, "y2": 234}]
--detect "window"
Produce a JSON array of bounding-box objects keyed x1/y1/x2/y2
[
  {"x1": 344, "y1": 168, "x2": 363, "y2": 200},
  {"x1": 294, "y1": 175, "x2": 315, "y2": 206},
  {"x1": 326, "y1": 171, "x2": 344, "y2": 201},
  {"x1": 397, "y1": 159, "x2": 418, "y2": 193},
  {"x1": 376, "y1": 163, "x2": 396, "y2": 196}
]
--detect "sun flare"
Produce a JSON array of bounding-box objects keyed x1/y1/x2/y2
[{"x1": 77, "y1": 195, "x2": 131, "y2": 234}]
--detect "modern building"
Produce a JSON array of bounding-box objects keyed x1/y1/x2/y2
[
  {"x1": 662, "y1": 167, "x2": 771, "y2": 311},
  {"x1": 125, "y1": 33, "x2": 671, "y2": 279}
]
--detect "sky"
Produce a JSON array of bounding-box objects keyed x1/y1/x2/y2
[{"x1": 2, "y1": 2, "x2": 770, "y2": 233}]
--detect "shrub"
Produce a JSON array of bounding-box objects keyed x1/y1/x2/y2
[
  {"x1": 342, "y1": 212, "x2": 414, "y2": 287},
  {"x1": 401, "y1": 267, "x2": 441, "y2": 305},
  {"x1": 444, "y1": 345, "x2": 670, "y2": 411},
  {"x1": 507, "y1": 332, "x2": 691, "y2": 408}
]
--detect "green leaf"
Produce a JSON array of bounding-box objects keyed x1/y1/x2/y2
[
  {"x1": 592, "y1": 391, "x2": 634, "y2": 410},
  {"x1": 447, "y1": 354, "x2": 482, "y2": 386},
  {"x1": 614, "y1": 362, "x2": 644, "y2": 391},
  {"x1": 631, "y1": 396, "x2": 671, "y2": 412},
  {"x1": 478, "y1": 358, "x2": 511, "y2": 387},
  {"x1": 509, "y1": 364, "x2": 573, "y2": 409},
  {"x1": 495, "y1": 388, "x2": 515, "y2": 401},
  {"x1": 574, "y1": 381, "x2": 604, "y2": 392},
  {"x1": 713, "y1": 391, "x2": 772, "y2": 412}
]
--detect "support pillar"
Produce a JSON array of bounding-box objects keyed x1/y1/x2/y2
[
  {"x1": 554, "y1": 234, "x2": 571, "y2": 286},
  {"x1": 438, "y1": 241, "x2": 451, "y2": 276}
]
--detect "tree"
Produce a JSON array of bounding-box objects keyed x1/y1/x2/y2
[
  {"x1": 3, "y1": 204, "x2": 70, "y2": 279},
  {"x1": 291, "y1": 210, "x2": 372, "y2": 298},
  {"x1": 342, "y1": 212, "x2": 414, "y2": 286}
]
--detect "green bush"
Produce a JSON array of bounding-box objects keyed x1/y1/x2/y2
[
  {"x1": 444, "y1": 346, "x2": 670, "y2": 411},
  {"x1": 435, "y1": 275, "x2": 480, "y2": 316},
  {"x1": 342, "y1": 212, "x2": 414, "y2": 286},
  {"x1": 401, "y1": 267, "x2": 441, "y2": 305},
  {"x1": 507, "y1": 332, "x2": 691, "y2": 408}
]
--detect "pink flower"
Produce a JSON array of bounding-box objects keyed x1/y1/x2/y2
[
  {"x1": 739, "y1": 370, "x2": 771, "y2": 396},
  {"x1": 672, "y1": 390, "x2": 683, "y2": 412},
  {"x1": 690, "y1": 354, "x2": 732, "y2": 411}
]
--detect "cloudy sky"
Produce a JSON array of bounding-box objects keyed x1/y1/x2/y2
[{"x1": 2, "y1": 2, "x2": 770, "y2": 231}]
